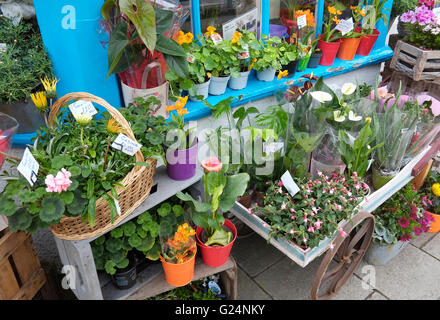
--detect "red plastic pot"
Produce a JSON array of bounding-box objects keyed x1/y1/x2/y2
[
  {"x1": 318, "y1": 38, "x2": 341, "y2": 66},
  {"x1": 195, "y1": 219, "x2": 237, "y2": 268},
  {"x1": 355, "y1": 28, "x2": 380, "y2": 56}
]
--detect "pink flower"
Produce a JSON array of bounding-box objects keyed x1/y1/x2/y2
[
  {"x1": 329, "y1": 242, "x2": 335, "y2": 250},
  {"x1": 308, "y1": 226, "x2": 315, "y2": 233},
  {"x1": 278, "y1": 188, "x2": 283, "y2": 194},
  {"x1": 398, "y1": 217, "x2": 410, "y2": 229},
  {"x1": 400, "y1": 233, "x2": 412, "y2": 242},
  {"x1": 45, "y1": 174, "x2": 57, "y2": 193},
  {"x1": 289, "y1": 228, "x2": 296, "y2": 234},
  {"x1": 302, "y1": 237, "x2": 308, "y2": 244},
  {"x1": 413, "y1": 226, "x2": 423, "y2": 236},
  {"x1": 201, "y1": 157, "x2": 222, "y2": 172},
  {"x1": 303, "y1": 217, "x2": 309, "y2": 223},
  {"x1": 248, "y1": 208, "x2": 253, "y2": 215},
  {"x1": 314, "y1": 219, "x2": 323, "y2": 230},
  {"x1": 45, "y1": 168, "x2": 72, "y2": 193},
  {"x1": 281, "y1": 202, "x2": 287, "y2": 210},
  {"x1": 290, "y1": 208, "x2": 296, "y2": 213},
  {"x1": 338, "y1": 226, "x2": 347, "y2": 238},
  {"x1": 278, "y1": 181, "x2": 283, "y2": 186},
  {"x1": 291, "y1": 215, "x2": 296, "y2": 220}
]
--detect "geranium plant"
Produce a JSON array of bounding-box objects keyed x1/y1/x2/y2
[
  {"x1": 254, "y1": 171, "x2": 368, "y2": 249},
  {"x1": 177, "y1": 158, "x2": 250, "y2": 246}
]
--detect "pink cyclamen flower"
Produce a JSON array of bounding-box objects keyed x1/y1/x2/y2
[
  {"x1": 290, "y1": 208, "x2": 296, "y2": 213},
  {"x1": 291, "y1": 215, "x2": 296, "y2": 220}
]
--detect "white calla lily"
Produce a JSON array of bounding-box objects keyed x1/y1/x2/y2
[
  {"x1": 333, "y1": 110, "x2": 346, "y2": 122},
  {"x1": 310, "y1": 91, "x2": 332, "y2": 103},
  {"x1": 348, "y1": 110, "x2": 362, "y2": 121},
  {"x1": 341, "y1": 83, "x2": 356, "y2": 96}
]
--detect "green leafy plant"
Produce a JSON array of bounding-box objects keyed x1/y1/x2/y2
[
  {"x1": 177, "y1": 158, "x2": 249, "y2": 246},
  {"x1": 0, "y1": 16, "x2": 53, "y2": 103},
  {"x1": 360, "y1": 0, "x2": 390, "y2": 35},
  {"x1": 252, "y1": 36, "x2": 284, "y2": 72}
]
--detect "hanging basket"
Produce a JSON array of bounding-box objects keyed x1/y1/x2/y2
[{"x1": 48, "y1": 92, "x2": 157, "y2": 241}]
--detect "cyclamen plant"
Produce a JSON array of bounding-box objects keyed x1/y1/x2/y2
[
  {"x1": 254, "y1": 171, "x2": 368, "y2": 249},
  {"x1": 400, "y1": 5, "x2": 440, "y2": 50}
]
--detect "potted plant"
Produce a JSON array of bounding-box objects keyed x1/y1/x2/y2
[
  {"x1": 160, "y1": 222, "x2": 197, "y2": 287},
  {"x1": 0, "y1": 16, "x2": 54, "y2": 133},
  {"x1": 201, "y1": 26, "x2": 235, "y2": 96},
  {"x1": 421, "y1": 170, "x2": 440, "y2": 233},
  {"x1": 366, "y1": 183, "x2": 433, "y2": 265},
  {"x1": 253, "y1": 172, "x2": 368, "y2": 249},
  {"x1": 278, "y1": 40, "x2": 299, "y2": 76},
  {"x1": 356, "y1": 0, "x2": 390, "y2": 56},
  {"x1": 253, "y1": 36, "x2": 284, "y2": 82},
  {"x1": 318, "y1": 5, "x2": 344, "y2": 66},
  {"x1": 228, "y1": 30, "x2": 259, "y2": 90},
  {"x1": 101, "y1": 0, "x2": 189, "y2": 108},
  {"x1": 0, "y1": 113, "x2": 19, "y2": 169},
  {"x1": 177, "y1": 157, "x2": 250, "y2": 267}
]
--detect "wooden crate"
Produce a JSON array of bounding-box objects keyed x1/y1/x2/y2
[
  {"x1": 390, "y1": 40, "x2": 440, "y2": 81},
  {"x1": 0, "y1": 229, "x2": 46, "y2": 300}
]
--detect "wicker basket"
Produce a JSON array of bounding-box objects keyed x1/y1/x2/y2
[{"x1": 48, "y1": 93, "x2": 157, "y2": 241}]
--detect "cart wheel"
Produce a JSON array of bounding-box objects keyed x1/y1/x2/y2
[{"x1": 311, "y1": 212, "x2": 375, "y2": 300}]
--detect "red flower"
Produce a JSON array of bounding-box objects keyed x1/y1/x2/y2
[
  {"x1": 400, "y1": 233, "x2": 412, "y2": 242},
  {"x1": 398, "y1": 217, "x2": 410, "y2": 229}
]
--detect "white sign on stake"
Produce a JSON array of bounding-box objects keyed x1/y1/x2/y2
[
  {"x1": 336, "y1": 18, "x2": 354, "y2": 36},
  {"x1": 211, "y1": 33, "x2": 223, "y2": 45},
  {"x1": 281, "y1": 171, "x2": 300, "y2": 197},
  {"x1": 17, "y1": 148, "x2": 39, "y2": 186},
  {"x1": 297, "y1": 14, "x2": 307, "y2": 29},
  {"x1": 0, "y1": 43, "x2": 6, "y2": 52},
  {"x1": 69, "y1": 100, "x2": 98, "y2": 120},
  {"x1": 111, "y1": 133, "x2": 142, "y2": 156},
  {"x1": 114, "y1": 198, "x2": 122, "y2": 216}
]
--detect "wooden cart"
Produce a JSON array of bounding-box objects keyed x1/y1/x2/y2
[{"x1": 230, "y1": 144, "x2": 439, "y2": 300}]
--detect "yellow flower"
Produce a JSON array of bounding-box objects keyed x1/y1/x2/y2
[
  {"x1": 328, "y1": 6, "x2": 337, "y2": 15},
  {"x1": 207, "y1": 72, "x2": 212, "y2": 78},
  {"x1": 205, "y1": 26, "x2": 217, "y2": 37},
  {"x1": 166, "y1": 104, "x2": 176, "y2": 112},
  {"x1": 337, "y1": 10, "x2": 342, "y2": 15},
  {"x1": 177, "y1": 108, "x2": 188, "y2": 116},
  {"x1": 360, "y1": 9, "x2": 366, "y2": 17},
  {"x1": 107, "y1": 118, "x2": 123, "y2": 134},
  {"x1": 184, "y1": 32, "x2": 194, "y2": 43},
  {"x1": 277, "y1": 70, "x2": 289, "y2": 80},
  {"x1": 350, "y1": 5, "x2": 357, "y2": 10},
  {"x1": 432, "y1": 183, "x2": 440, "y2": 196},
  {"x1": 176, "y1": 30, "x2": 185, "y2": 45},
  {"x1": 175, "y1": 96, "x2": 188, "y2": 110},
  {"x1": 30, "y1": 91, "x2": 48, "y2": 112},
  {"x1": 232, "y1": 31, "x2": 242, "y2": 45},
  {"x1": 75, "y1": 114, "x2": 93, "y2": 126},
  {"x1": 332, "y1": 16, "x2": 341, "y2": 24},
  {"x1": 41, "y1": 77, "x2": 59, "y2": 99},
  {"x1": 365, "y1": 117, "x2": 372, "y2": 124}
]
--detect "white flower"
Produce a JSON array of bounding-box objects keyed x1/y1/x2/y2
[
  {"x1": 432, "y1": 27, "x2": 440, "y2": 35},
  {"x1": 310, "y1": 91, "x2": 332, "y2": 103},
  {"x1": 75, "y1": 114, "x2": 93, "y2": 126},
  {"x1": 333, "y1": 110, "x2": 346, "y2": 122},
  {"x1": 341, "y1": 83, "x2": 356, "y2": 96},
  {"x1": 348, "y1": 110, "x2": 362, "y2": 121}
]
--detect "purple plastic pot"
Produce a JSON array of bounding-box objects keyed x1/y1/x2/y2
[
  {"x1": 269, "y1": 24, "x2": 288, "y2": 39},
  {"x1": 166, "y1": 138, "x2": 198, "y2": 181}
]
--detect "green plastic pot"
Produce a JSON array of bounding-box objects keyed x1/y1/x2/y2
[{"x1": 372, "y1": 166, "x2": 397, "y2": 190}]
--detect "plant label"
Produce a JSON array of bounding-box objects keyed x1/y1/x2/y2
[
  {"x1": 0, "y1": 43, "x2": 6, "y2": 52},
  {"x1": 17, "y1": 148, "x2": 39, "y2": 186},
  {"x1": 434, "y1": 7, "x2": 440, "y2": 17},
  {"x1": 281, "y1": 171, "x2": 300, "y2": 197},
  {"x1": 297, "y1": 14, "x2": 307, "y2": 29},
  {"x1": 69, "y1": 100, "x2": 98, "y2": 120},
  {"x1": 114, "y1": 198, "x2": 122, "y2": 216},
  {"x1": 187, "y1": 53, "x2": 195, "y2": 63},
  {"x1": 111, "y1": 133, "x2": 142, "y2": 156},
  {"x1": 211, "y1": 33, "x2": 223, "y2": 45},
  {"x1": 263, "y1": 142, "x2": 285, "y2": 155},
  {"x1": 238, "y1": 44, "x2": 250, "y2": 59},
  {"x1": 336, "y1": 18, "x2": 354, "y2": 36}
]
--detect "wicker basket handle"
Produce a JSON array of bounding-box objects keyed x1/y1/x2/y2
[{"x1": 48, "y1": 92, "x2": 144, "y2": 163}]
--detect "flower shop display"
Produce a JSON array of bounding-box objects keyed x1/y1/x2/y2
[
  {"x1": 390, "y1": 5, "x2": 440, "y2": 81},
  {"x1": 165, "y1": 96, "x2": 198, "y2": 181},
  {"x1": 0, "y1": 92, "x2": 157, "y2": 240},
  {"x1": 177, "y1": 157, "x2": 250, "y2": 267},
  {"x1": 160, "y1": 223, "x2": 197, "y2": 287},
  {"x1": 336, "y1": 7, "x2": 364, "y2": 62},
  {"x1": 355, "y1": 0, "x2": 390, "y2": 56},
  {"x1": 101, "y1": 0, "x2": 189, "y2": 111},
  {"x1": 318, "y1": 6, "x2": 343, "y2": 66},
  {"x1": 0, "y1": 112, "x2": 18, "y2": 169},
  {"x1": 366, "y1": 183, "x2": 432, "y2": 265},
  {"x1": 0, "y1": 16, "x2": 54, "y2": 133},
  {"x1": 420, "y1": 169, "x2": 440, "y2": 232}
]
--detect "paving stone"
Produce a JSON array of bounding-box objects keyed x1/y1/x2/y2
[
  {"x1": 411, "y1": 232, "x2": 438, "y2": 249},
  {"x1": 237, "y1": 267, "x2": 272, "y2": 300},
  {"x1": 231, "y1": 233, "x2": 284, "y2": 277},
  {"x1": 422, "y1": 234, "x2": 440, "y2": 260},
  {"x1": 356, "y1": 245, "x2": 440, "y2": 299},
  {"x1": 366, "y1": 291, "x2": 389, "y2": 300}
]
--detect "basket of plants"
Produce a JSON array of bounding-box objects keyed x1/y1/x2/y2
[{"x1": 0, "y1": 92, "x2": 157, "y2": 240}]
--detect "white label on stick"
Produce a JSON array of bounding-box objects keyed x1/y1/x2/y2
[
  {"x1": 0, "y1": 43, "x2": 6, "y2": 52},
  {"x1": 114, "y1": 198, "x2": 122, "y2": 216},
  {"x1": 211, "y1": 33, "x2": 223, "y2": 45},
  {"x1": 434, "y1": 8, "x2": 440, "y2": 17},
  {"x1": 69, "y1": 100, "x2": 98, "y2": 120},
  {"x1": 336, "y1": 18, "x2": 354, "y2": 36},
  {"x1": 17, "y1": 148, "x2": 39, "y2": 186},
  {"x1": 111, "y1": 133, "x2": 142, "y2": 156},
  {"x1": 297, "y1": 15, "x2": 307, "y2": 29},
  {"x1": 187, "y1": 53, "x2": 195, "y2": 63},
  {"x1": 281, "y1": 171, "x2": 300, "y2": 197}
]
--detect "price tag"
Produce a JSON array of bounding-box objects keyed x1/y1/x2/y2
[
  {"x1": 263, "y1": 142, "x2": 285, "y2": 155},
  {"x1": 114, "y1": 198, "x2": 122, "y2": 216},
  {"x1": 336, "y1": 18, "x2": 354, "y2": 36},
  {"x1": 0, "y1": 43, "x2": 6, "y2": 52},
  {"x1": 17, "y1": 148, "x2": 39, "y2": 186},
  {"x1": 297, "y1": 14, "x2": 307, "y2": 29},
  {"x1": 211, "y1": 33, "x2": 223, "y2": 45},
  {"x1": 281, "y1": 171, "x2": 300, "y2": 197},
  {"x1": 187, "y1": 53, "x2": 195, "y2": 63},
  {"x1": 111, "y1": 133, "x2": 142, "y2": 156},
  {"x1": 69, "y1": 100, "x2": 98, "y2": 120},
  {"x1": 238, "y1": 44, "x2": 250, "y2": 59}
]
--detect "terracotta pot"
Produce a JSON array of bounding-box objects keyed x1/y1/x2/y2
[
  {"x1": 355, "y1": 28, "x2": 380, "y2": 56},
  {"x1": 318, "y1": 38, "x2": 341, "y2": 66},
  {"x1": 426, "y1": 211, "x2": 440, "y2": 233},
  {"x1": 337, "y1": 37, "x2": 361, "y2": 61},
  {"x1": 161, "y1": 250, "x2": 196, "y2": 287},
  {"x1": 195, "y1": 219, "x2": 237, "y2": 268}
]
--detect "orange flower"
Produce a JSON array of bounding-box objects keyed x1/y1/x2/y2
[
  {"x1": 184, "y1": 32, "x2": 194, "y2": 43},
  {"x1": 248, "y1": 58, "x2": 257, "y2": 71},
  {"x1": 177, "y1": 108, "x2": 188, "y2": 116},
  {"x1": 175, "y1": 96, "x2": 188, "y2": 110},
  {"x1": 332, "y1": 16, "x2": 341, "y2": 24},
  {"x1": 166, "y1": 104, "x2": 176, "y2": 112},
  {"x1": 177, "y1": 31, "x2": 193, "y2": 45},
  {"x1": 232, "y1": 31, "x2": 242, "y2": 45},
  {"x1": 277, "y1": 70, "x2": 289, "y2": 80},
  {"x1": 205, "y1": 26, "x2": 217, "y2": 37},
  {"x1": 328, "y1": 6, "x2": 337, "y2": 15},
  {"x1": 360, "y1": 9, "x2": 366, "y2": 17},
  {"x1": 350, "y1": 5, "x2": 357, "y2": 10}
]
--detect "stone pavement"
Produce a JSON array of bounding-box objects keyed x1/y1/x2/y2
[{"x1": 230, "y1": 226, "x2": 440, "y2": 300}]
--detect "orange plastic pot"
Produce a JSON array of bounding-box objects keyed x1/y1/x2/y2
[
  {"x1": 160, "y1": 250, "x2": 196, "y2": 287},
  {"x1": 337, "y1": 37, "x2": 361, "y2": 61},
  {"x1": 426, "y1": 211, "x2": 440, "y2": 233}
]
